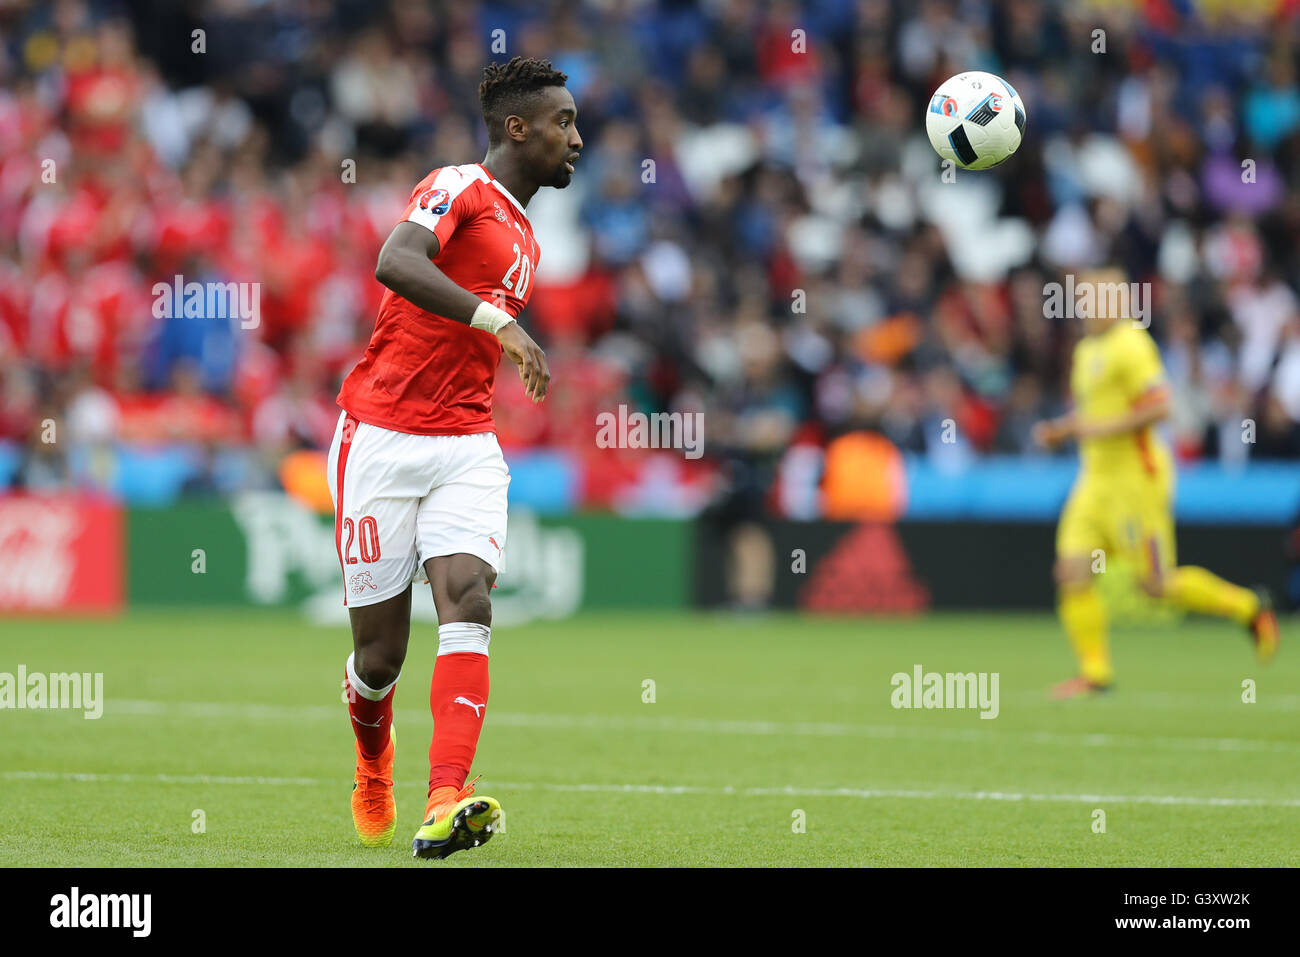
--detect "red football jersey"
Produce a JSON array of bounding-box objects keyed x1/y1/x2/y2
[{"x1": 338, "y1": 163, "x2": 540, "y2": 435}]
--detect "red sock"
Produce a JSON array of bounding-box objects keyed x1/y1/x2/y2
[
  {"x1": 344, "y1": 666, "x2": 395, "y2": 762},
  {"x1": 427, "y1": 652, "x2": 489, "y2": 793}
]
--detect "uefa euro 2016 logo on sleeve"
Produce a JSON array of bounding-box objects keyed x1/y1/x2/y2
[{"x1": 419, "y1": 187, "x2": 451, "y2": 215}]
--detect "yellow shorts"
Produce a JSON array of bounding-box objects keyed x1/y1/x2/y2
[{"x1": 1056, "y1": 471, "x2": 1176, "y2": 581}]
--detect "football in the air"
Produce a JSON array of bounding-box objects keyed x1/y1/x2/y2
[{"x1": 925, "y1": 71, "x2": 1025, "y2": 170}]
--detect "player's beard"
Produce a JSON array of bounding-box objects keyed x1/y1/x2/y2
[{"x1": 547, "y1": 160, "x2": 573, "y2": 188}]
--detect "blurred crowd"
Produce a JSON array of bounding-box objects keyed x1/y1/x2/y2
[{"x1": 3, "y1": 0, "x2": 1300, "y2": 513}]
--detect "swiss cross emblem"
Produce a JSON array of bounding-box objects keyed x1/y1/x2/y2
[{"x1": 493, "y1": 202, "x2": 507, "y2": 222}]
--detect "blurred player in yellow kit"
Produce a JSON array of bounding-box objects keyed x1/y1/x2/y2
[{"x1": 1034, "y1": 268, "x2": 1279, "y2": 698}]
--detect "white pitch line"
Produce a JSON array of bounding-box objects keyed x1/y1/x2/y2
[
  {"x1": 492, "y1": 781, "x2": 1300, "y2": 809},
  {"x1": 3, "y1": 770, "x2": 320, "y2": 786},
  {"x1": 5, "y1": 770, "x2": 1298, "y2": 809},
  {"x1": 97, "y1": 699, "x2": 1300, "y2": 755},
  {"x1": 1007, "y1": 690, "x2": 1300, "y2": 712}
]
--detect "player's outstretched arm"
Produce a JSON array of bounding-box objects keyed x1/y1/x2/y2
[
  {"x1": 1075, "y1": 387, "x2": 1170, "y2": 440},
  {"x1": 1032, "y1": 413, "x2": 1077, "y2": 449},
  {"x1": 374, "y1": 222, "x2": 550, "y2": 402}
]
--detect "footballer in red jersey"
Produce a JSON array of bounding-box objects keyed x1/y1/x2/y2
[{"x1": 327, "y1": 57, "x2": 581, "y2": 858}]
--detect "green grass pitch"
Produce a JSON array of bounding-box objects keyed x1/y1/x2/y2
[{"x1": 1, "y1": 608, "x2": 1296, "y2": 867}]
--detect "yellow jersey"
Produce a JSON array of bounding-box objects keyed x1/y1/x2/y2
[{"x1": 1069, "y1": 321, "x2": 1172, "y2": 483}]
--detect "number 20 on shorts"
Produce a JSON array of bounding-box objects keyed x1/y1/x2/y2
[{"x1": 342, "y1": 516, "x2": 381, "y2": 564}]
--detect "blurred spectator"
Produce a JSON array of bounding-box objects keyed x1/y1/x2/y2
[{"x1": 1, "y1": 0, "x2": 1300, "y2": 517}]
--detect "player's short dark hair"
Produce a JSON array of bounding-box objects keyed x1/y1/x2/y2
[{"x1": 479, "y1": 56, "x2": 569, "y2": 146}]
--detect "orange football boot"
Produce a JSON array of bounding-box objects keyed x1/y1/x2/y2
[
  {"x1": 1049, "y1": 676, "x2": 1112, "y2": 700},
  {"x1": 351, "y1": 727, "x2": 396, "y2": 847},
  {"x1": 1248, "y1": 590, "x2": 1280, "y2": 665}
]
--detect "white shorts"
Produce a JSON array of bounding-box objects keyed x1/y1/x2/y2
[{"x1": 326, "y1": 411, "x2": 510, "y2": 607}]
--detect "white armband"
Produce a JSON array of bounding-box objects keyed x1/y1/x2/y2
[{"x1": 470, "y1": 300, "x2": 516, "y2": 335}]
